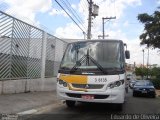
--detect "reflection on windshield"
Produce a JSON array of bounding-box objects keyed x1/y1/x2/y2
[
  {"x1": 135, "y1": 81, "x2": 153, "y2": 86},
  {"x1": 61, "y1": 41, "x2": 123, "y2": 69}
]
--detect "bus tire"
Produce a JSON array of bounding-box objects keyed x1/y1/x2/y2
[
  {"x1": 133, "y1": 92, "x2": 136, "y2": 97},
  {"x1": 66, "y1": 100, "x2": 76, "y2": 108},
  {"x1": 113, "y1": 103, "x2": 123, "y2": 111},
  {"x1": 117, "y1": 103, "x2": 123, "y2": 111},
  {"x1": 125, "y1": 87, "x2": 128, "y2": 93}
]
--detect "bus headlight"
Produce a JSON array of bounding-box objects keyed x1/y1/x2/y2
[
  {"x1": 108, "y1": 80, "x2": 124, "y2": 89},
  {"x1": 115, "y1": 81, "x2": 121, "y2": 87},
  {"x1": 63, "y1": 82, "x2": 68, "y2": 87},
  {"x1": 58, "y1": 79, "x2": 64, "y2": 85},
  {"x1": 57, "y1": 79, "x2": 68, "y2": 87},
  {"x1": 108, "y1": 82, "x2": 115, "y2": 88}
]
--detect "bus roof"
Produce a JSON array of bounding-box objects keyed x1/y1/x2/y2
[{"x1": 69, "y1": 39, "x2": 123, "y2": 44}]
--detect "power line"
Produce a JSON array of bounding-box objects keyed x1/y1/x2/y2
[
  {"x1": 96, "y1": 0, "x2": 106, "y2": 5},
  {"x1": 66, "y1": 0, "x2": 85, "y2": 24},
  {"x1": 113, "y1": 0, "x2": 116, "y2": 17},
  {"x1": 81, "y1": 0, "x2": 88, "y2": 10},
  {"x1": 61, "y1": 0, "x2": 84, "y2": 26},
  {"x1": 55, "y1": 0, "x2": 86, "y2": 35},
  {"x1": 79, "y1": 1, "x2": 85, "y2": 11},
  {"x1": 61, "y1": 0, "x2": 87, "y2": 30},
  {"x1": 112, "y1": 20, "x2": 140, "y2": 25}
]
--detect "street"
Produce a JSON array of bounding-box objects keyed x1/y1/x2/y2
[{"x1": 25, "y1": 89, "x2": 160, "y2": 120}]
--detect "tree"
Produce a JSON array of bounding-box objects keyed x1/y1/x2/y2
[
  {"x1": 137, "y1": 8, "x2": 160, "y2": 49},
  {"x1": 135, "y1": 67, "x2": 152, "y2": 79},
  {"x1": 135, "y1": 67, "x2": 148, "y2": 78},
  {"x1": 135, "y1": 67, "x2": 143, "y2": 77},
  {"x1": 150, "y1": 67, "x2": 160, "y2": 78},
  {"x1": 135, "y1": 67, "x2": 160, "y2": 79}
]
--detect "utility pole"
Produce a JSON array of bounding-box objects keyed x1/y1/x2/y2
[
  {"x1": 83, "y1": 31, "x2": 86, "y2": 39},
  {"x1": 102, "y1": 17, "x2": 116, "y2": 39},
  {"x1": 87, "y1": 0, "x2": 93, "y2": 39},
  {"x1": 147, "y1": 44, "x2": 149, "y2": 79},
  {"x1": 142, "y1": 49, "x2": 144, "y2": 79},
  {"x1": 87, "y1": 0, "x2": 99, "y2": 39},
  {"x1": 142, "y1": 49, "x2": 144, "y2": 68}
]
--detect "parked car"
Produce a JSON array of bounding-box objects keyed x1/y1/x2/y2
[
  {"x1": 133, "y1": 80, "x2": 156, "y2": 98},
  {"x1": 129, "y1": 80, "x2": 138, "y2": 89},
  {"x1": 126, "y1": 74, "x2": 133, "y2": 80}
]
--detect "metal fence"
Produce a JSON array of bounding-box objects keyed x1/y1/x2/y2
[{"x1": 0, "y1": 11, "x2": 68, "y2": 80}]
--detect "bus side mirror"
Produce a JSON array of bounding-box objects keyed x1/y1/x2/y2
[{"x1": 125, "y1": 50, "x2": 130, "y2": 59}]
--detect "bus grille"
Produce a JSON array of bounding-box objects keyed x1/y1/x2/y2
[
  {"x1": 66, "y1": 93, "x2": 109, "y2": 99},
  {"x1": 71, "y1": 84, "x2": 104, "y2": 89}
]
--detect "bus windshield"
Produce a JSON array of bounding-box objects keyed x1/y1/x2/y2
[{"x1": 60, "y1": 41, "x2": 123, "y2": 70}]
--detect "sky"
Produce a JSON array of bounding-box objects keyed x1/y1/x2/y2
[{"x1": 0, "y1": 0, "x2": 160, "y2": 66}]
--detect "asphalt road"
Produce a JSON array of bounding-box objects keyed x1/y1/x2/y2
[{"x1": 25, "y1": 89, "x2": 160, "y2": 120}]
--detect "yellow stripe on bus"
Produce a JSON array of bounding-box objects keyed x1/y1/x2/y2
[
  {"x1": 59, "y1": 74, "x2": 87, "y2": 84},
  {"x1": 68, "y1": 83, "x2": 87, "y2": 92}
]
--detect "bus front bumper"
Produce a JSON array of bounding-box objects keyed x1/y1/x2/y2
[{"x1": 57, "y1": 87, "x2": 125, "y2": 104}]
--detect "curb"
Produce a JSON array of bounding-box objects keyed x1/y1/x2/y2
[
  {"x1": 156, "y1": 90, "x2": 160, "y2": 97},
  {"x1": 17, "y1": 101, "x2": 63, "y2": 116},
  {"x1": 18, "y1": 109, "x2": 38, "y2": 115},
  {"x1": 16, "y1": 102, "x2": 62, "y2": 120}
]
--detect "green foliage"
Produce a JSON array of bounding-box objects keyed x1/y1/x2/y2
[
  {"x1": 137, "y1": 8, "x2": 160, "y2": 49},
  {"x1": 135, "y1": 67, "x2": 149, "y2": 77},
  {"x1": 150, "y1": 67, "x2": 160, "y2": 77},
  {"x1": 135, "y1": 67, "x2": 160, "y2": 78},
  {"x1": 152, "y1": 79, "x2": 160, "y2": 89},
  {"x1": 135, "y1": 67, "x2": 143, "y2": 76}
]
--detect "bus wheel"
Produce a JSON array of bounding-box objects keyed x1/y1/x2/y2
[
  {"x1": 66, "y1": 100, "x2": 76, "y2": 108},
  {"x1": 113, "y1": 103, "x2": 123, "y2": 111},
  {"x1": 125, "y1": 87, "x2": 128, "y2": 93},
  {"x1": 133, "y1": 92, "x2": 137, "y2": 97},
  {"x1": 117, "y1": 103, "x2": 123, "y2": 111}
]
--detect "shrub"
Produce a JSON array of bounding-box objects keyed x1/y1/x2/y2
[{"x1": 152, "y1": 79, "x2": 160, "y2": 89}]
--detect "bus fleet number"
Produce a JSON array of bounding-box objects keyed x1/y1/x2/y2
[{"x1": 95, "y1": 78, "x2": 107, "y2": 83}]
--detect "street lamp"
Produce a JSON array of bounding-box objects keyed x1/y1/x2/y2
[
  {"x1": 142, "y1": 49, "x2": 144, "y2": 79},
  {"x1": 142, "y1": 49, "x2": 144, "y2": 68},
  {"x1": 147, "y1": 44, "x2": 150, "y2": 79},
  {"x1": 102, "y1": 17, "x2": 116, "y2": 39},
  {"x1": 98, "y1": 35, "x2": 109, "y2": 39}
]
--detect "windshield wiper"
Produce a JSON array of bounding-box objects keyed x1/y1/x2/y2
[
  {"x1": 70, "y1": 54, "x2": 86, "y2": 73},
  {"x1": 87, "y1": 54, "x2": 108, "y2": 74},
  {"x1": 60, "y1": 67, "x2": 70, "y2": 70},
  {"x1": 70, "y1": 49, "x2": 108, "y2": 74}
]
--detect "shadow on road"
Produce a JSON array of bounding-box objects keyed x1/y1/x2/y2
[{"x1": 67, "y1": 102, "x2": 123, "y2": 114}]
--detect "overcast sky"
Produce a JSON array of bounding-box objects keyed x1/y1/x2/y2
[{"x1": 0, "y1": 0, "x2": 160, "y2": 66}]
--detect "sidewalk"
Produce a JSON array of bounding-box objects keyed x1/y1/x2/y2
[
  {"x1": 0, "y1": 91, "x2": 57, "y2": 114},
  {"x1": 156, "y1": 90, "x2": 160, "y2": 97}
]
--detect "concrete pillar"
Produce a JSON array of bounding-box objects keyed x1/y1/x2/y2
[{"x1": 41, "y1": 32, "x2": 47, "y2": 90}]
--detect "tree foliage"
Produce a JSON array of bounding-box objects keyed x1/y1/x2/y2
[
  {"x1": 150, "y1": 67, "x2": 160, "y2": 78},
  {"x1": 135, "y1": 67, "x2": 160, "y2": 78},
  {"x1": 135, "y1": 67, "x2": 149, "y2": 77},
  {"x1": 137, "y1": 8, "x2": 160, "y2": 49}
]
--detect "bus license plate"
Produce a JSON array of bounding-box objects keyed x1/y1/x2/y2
[{"x1": 82, "y1": 95, "x2": 94, "y2": 100}]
